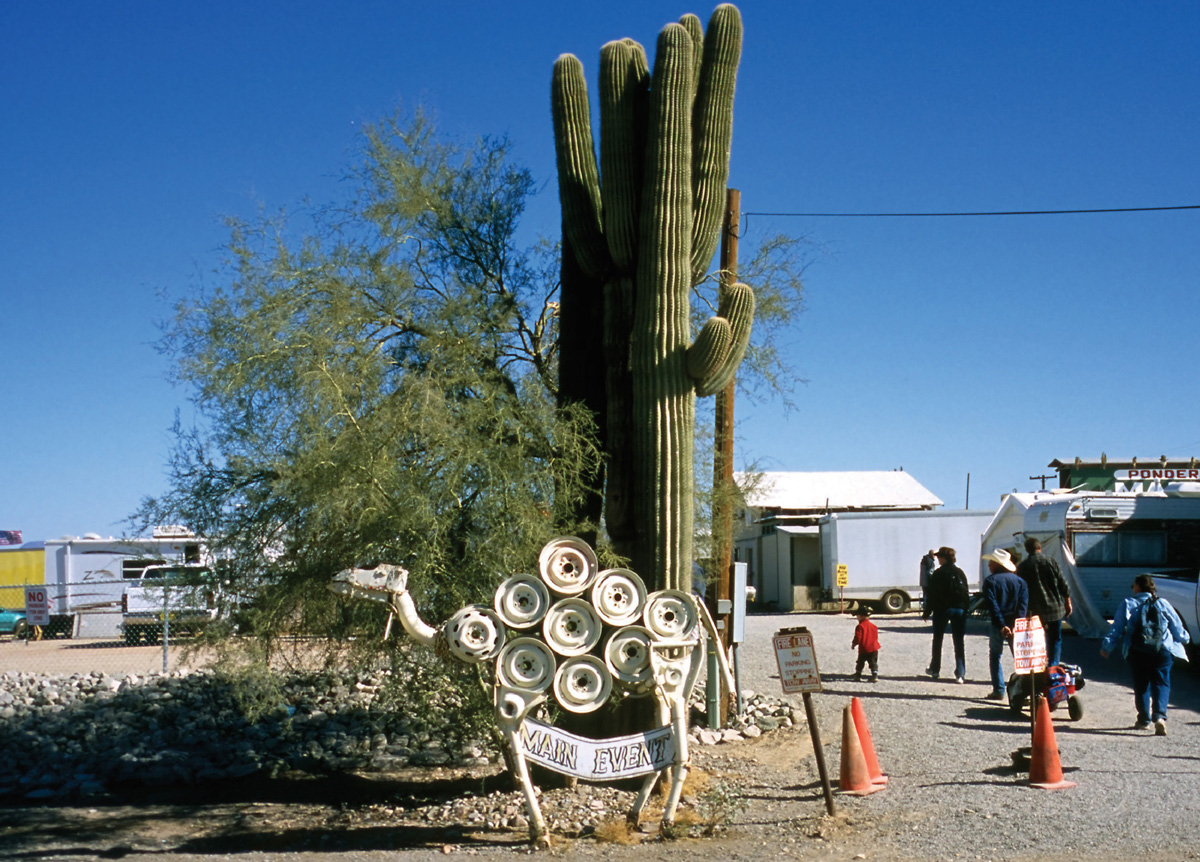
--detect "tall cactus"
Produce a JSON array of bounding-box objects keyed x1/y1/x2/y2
[{"x1": 552, "y1": 5, "x2": 754, "y2": 592}]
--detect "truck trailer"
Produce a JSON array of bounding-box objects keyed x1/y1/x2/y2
[{"x1": 819, "y1": 509, "x2": 997, "y2": 613}]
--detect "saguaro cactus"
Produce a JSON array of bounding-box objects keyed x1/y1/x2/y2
[{"x1": 552, "y1": 5, "x2": 754, "y2": 592}]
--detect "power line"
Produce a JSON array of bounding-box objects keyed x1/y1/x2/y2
[{"x1": 744, "y1": 204, "x2": 1200, "y2": 226}]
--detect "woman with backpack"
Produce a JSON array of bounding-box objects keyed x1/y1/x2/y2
[{"x1": 1100, "y1": 574, "x2": 1191, "y2": 736}]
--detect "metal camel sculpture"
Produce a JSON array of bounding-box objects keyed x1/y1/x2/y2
[{"x1": 330, "y1": 536, "x2": 735, "y2": 846}]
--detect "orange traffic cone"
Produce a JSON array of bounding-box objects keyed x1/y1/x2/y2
[
  {"x1": 838, "y1": 704, "x2": 885, "y2": 795},
  {"x1": 850, "y1": 697, "x2": 888, "y2": 785},
  {"x1": 1029, "y1": 695, "x2": 1076, "y2": 790}
]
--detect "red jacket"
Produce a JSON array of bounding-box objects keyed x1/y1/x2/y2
[{"x1": 852, "y1": 619, "x2": 880, "y2": 652}]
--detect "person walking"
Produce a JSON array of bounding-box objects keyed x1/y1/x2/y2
[
  {"x1": 923, "y1": 546, "x2": 970, "y2": 683},
  {"x1": 981, "y1": 548, "x2": 1028, "y2": 700},
  {"x1": 1100, "y1": 574, "x2": 1191, "y2": 735},
  {"x1": 919, "y1": 549, "x2": 937, "y2": 612},
  {"x1": 851, "y1": 606, "x2": 880, "y2": 682},
  {"x1": 1016, "y1": 537, "x2": 1072, "y2": 667}
]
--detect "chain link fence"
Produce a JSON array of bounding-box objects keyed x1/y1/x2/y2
[{"x1": 0, "y1": 583, "x2": 212, "y2": 677}]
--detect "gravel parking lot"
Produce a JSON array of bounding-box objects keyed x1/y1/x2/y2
[{"x1": 736, "y1": 609, "x2": 1200, "y2": 860}]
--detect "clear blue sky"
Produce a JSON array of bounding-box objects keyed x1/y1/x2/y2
[{"x1": 3, "y1": 1, "x2": 1198, "y2": 541}]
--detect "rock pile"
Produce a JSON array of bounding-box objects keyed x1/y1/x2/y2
[{"x1": 0, "y1": 667, "x2": 799, "y2": 807}]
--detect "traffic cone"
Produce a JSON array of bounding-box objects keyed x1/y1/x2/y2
[
  {"x1": 838, "y1": 704, "x2": 885, "y2": 795},
  {"x1": 850, "y1": 697, "x2": 888, "y2": 785},
  {"x1": 1029, "y1": 695, "x2": 1076, "y2": 790}
]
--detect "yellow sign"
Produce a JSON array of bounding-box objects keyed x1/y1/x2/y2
[{"x1": 836, "y1": 563, "x2": 848, "y2": 586}]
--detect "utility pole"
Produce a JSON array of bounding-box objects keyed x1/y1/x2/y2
[{"x1": 710, "y1": 188, "x2": 739, "y2": 725}]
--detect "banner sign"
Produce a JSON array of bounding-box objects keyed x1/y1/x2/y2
[
  {"x1": 519, "y1": 718, "x2": 675, "y2": 780},
  {"x1": 773, "y1": 627, "x2": 822, "y2": 693},
  {"x1": 1012, "y1": 616, "x2": 1048, "y2": 674}
]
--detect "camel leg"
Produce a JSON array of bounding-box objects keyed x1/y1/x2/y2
[
  {"x1": 660, "y1": 696, "x2": 690, "y2": 823},
  {"x1": 499, "y1": 721, "x2": 549, "y2": 847}
]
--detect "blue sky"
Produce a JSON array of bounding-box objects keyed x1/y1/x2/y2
[{"x1": 3, "y1": 1, "x2": 1198, "y2": 541}]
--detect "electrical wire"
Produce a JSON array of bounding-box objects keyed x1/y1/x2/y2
[{"x1": 744, "y1": 204, "x2": 1200, "y2": 228}]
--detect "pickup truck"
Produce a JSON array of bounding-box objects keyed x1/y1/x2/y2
[{"x1": 120, "y1": 564, "x2": 217, "y2": 644}]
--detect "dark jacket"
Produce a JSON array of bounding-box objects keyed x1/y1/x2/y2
[
  {"x1": 1016, "y1": 552, "x2": 1070, "y2": 622},
  {"x1": 983, "y1": 569, "x2": 1029, "y2": 630},
  {"x1": 925, "y1": 563, "x2": 970, "y2": 615}
]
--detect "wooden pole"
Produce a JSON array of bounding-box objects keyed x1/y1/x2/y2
[{"x1": 712, "y1": 189, "x2": 740, "y2": 725}]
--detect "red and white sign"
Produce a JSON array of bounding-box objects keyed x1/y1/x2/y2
[
  {"x1": 1121, "y1": 468, "x2": 1200, "y2": 481},
  {"x1": 24, "y1": 587, "x2": 51, "y2": 626},
  {"x1": 1012, "y1": 616, "x2": 1047, "y2": 674},
  {"x1": 773, "y1": 628, "x2": 822, "y2": 693}
]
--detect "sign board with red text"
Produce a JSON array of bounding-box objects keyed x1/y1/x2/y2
[
  {"x1": 773, "y1": 627, "x2": 822, "y2": 693},
  {"x1": 1012, "y1": 616, "x2": 1047, "y2": 674}
]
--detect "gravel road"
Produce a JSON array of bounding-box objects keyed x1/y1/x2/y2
[{"x1": 730, "y1": 609, "x2": 1200, "y2": 860}]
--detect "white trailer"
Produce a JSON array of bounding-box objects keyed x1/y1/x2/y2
[
  {"x1": 41, "y1": 528, "x2": 215, "y2": 640},
  {"x1": 819, "y1": 509, "x2": 996, "y2": 613},
  {"x1": 981, "y1": 484, "x2": 1200, "y2": 644}
]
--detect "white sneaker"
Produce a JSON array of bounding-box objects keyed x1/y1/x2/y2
[{"x1": 1155, "y1": 719, "x2": 1167, "y2": 736}]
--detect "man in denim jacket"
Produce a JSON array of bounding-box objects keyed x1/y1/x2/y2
[
  {"x1": 1100, "y1": 574, "x2": 1190, "y2": 736},
  {"x1": 981, "y1": 549, "x2": 1028, "y2": 700}
]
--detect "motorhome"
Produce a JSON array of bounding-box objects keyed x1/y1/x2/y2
[{"x1": 980, "y1": 483, "x2": 1200, "y2": 646}]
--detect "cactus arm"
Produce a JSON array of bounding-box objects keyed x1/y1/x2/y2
[
  {"x1": 689, "y1": 4, "x2": 743, "y2": 283},
  {"x1": 686, "y1": 316, "x2": 732, "y2": 382},
  {"x1": 599, "y1": 39, "x2": 649, "y2": 273},
  {"x1": 679, "y1": 14, "x2": 704, "y2": 104},
  {"x1": 693, "y1": 280, "x2": 755, "y2": 397},
  {"x1": 552, "y1": 54, "x2": 611, "y2": 281}
]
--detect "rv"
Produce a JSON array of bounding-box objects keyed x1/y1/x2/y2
[
  {"x1": 980, "y1": 484, "x2": 1200, "y2": 646},
  {"x1": 41, "y1": 528, "x2": 217, "y2": 641}
]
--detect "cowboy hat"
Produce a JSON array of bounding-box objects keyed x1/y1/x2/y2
[{"x1": 981, "y1": 548, "x2": 1016, "y2": 572}]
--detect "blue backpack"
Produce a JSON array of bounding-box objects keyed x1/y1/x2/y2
[{"x1": 1131, "y1": 596, "x2": 1167, "y2": 654}]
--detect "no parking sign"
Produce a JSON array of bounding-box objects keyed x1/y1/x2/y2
[
  {"x1": 1012, "y1": 616, "x2": 1048, "y2": 674},
  {"x1": 24, "y1": 587, "x2": 51, "y2": 626}
]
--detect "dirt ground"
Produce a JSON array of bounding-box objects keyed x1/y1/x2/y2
[{"x1": 0, "y1": 720, "x2": 848, "y2": 862}]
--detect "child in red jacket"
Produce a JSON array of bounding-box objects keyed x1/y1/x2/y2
[{"x1": 851, "y1": 606, "x2": 880, "y2": 682}]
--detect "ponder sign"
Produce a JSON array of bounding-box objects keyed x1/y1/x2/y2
[
  {"x1": 519, "y1": 718, "x2": 675, "y2": 781},
  {"x1": 773, "y1": 628, "x2": 822, "y2": 694}
]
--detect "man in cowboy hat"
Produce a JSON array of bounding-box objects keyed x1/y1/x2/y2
[{"x1": 981, "y1": 548, "x2": 1028, "y2": 700}]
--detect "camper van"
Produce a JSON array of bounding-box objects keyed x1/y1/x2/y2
[{"x1": 980, "y1": 484, "x2": 1200, "y2": 646}]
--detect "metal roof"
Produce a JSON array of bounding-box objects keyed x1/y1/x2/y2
[{"x1": 740, "y1": 470, "x2": 943, "y2": 511}]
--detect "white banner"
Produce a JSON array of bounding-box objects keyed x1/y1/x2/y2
[{"x1": 519, "y1": 718, "x2": 676, "y2": 780}]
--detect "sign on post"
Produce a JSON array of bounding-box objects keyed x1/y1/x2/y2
[
  {"x1": 835, "y1": 564, "x2": 848, "y2": 587},
  {"x1": 24, "y1": 587, "x2": 51, "y2": 627},
  {"x1": 1012, "y1": 616, "x2": 1048, "y2": 674},
  {"x1": 773, "y1": 627, "x2": 822, "y2": 693},
  {"x1": 774, "y1": 627, "x2": 835, "y2": 815}
]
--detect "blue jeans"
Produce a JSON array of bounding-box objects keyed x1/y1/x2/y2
[
  {"x1": 1043, "y1": 618, "x2": 1064, "y2": 667},
  {"x1": 929, "y1": 608, "x2": 966, "y2": 679},
  {"x1": 989, "y1": 624, "x2": 1012, "y2": 694},
  {"x1": 1128, "y1": 649, "x2": 1174, "y2": 723}
]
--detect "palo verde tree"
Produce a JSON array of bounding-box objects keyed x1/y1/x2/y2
[{"x1": 136, "y1": 113, "x2": 602, "y2": 667}]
